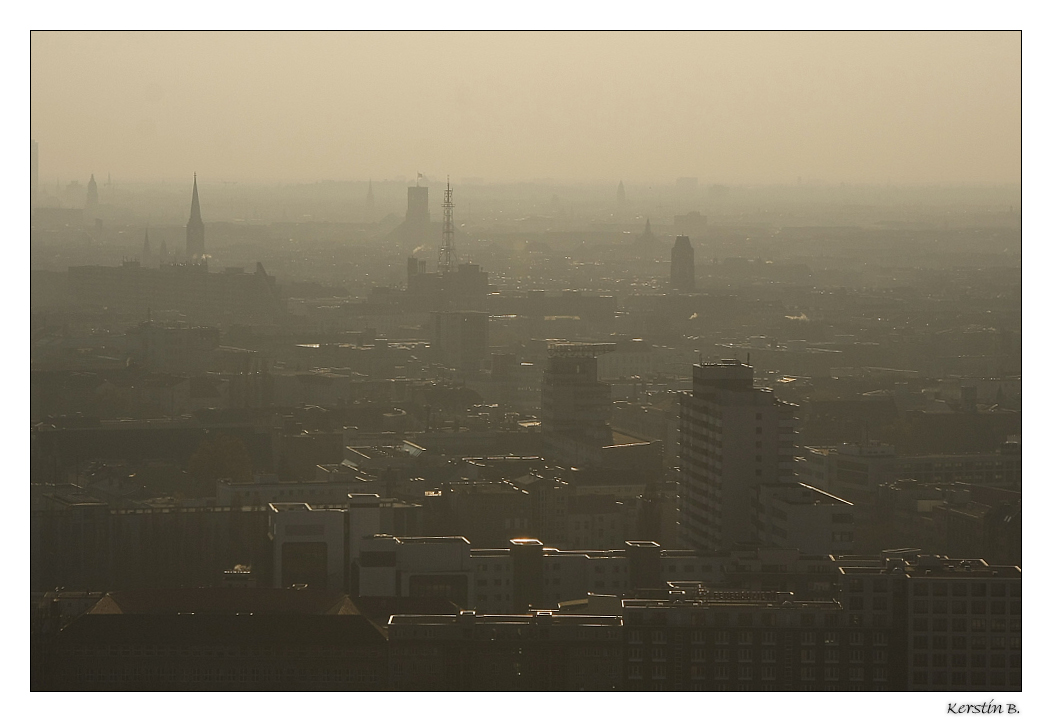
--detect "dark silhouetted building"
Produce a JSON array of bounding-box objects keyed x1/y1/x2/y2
[
  {"x1": 541, "y1": 344, "x2": 614, "y2": 466},
  {"x1": 186, "y1": 174, "x2": 205, "y2": 259},
  {"x1": 86, "y1": 174, "x2": 98, "y2": 211},
  {"x1": 431, "y1": 311, "x2": 490, "y2": 372},
  {"x1": 671, "y1": 235, "x2": 695, "y2": 291}
]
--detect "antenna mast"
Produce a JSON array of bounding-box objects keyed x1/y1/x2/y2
[{"x1": 439, "y1": 176, "x2": 457, "y2": 274}]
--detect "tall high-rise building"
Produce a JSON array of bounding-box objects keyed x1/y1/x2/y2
[
  {"x1": 678, "y1": 360, "x2": 797, "y2": 551},
  {"x1": 616, "y1": 180, "x2": 626, "y2": 206},
  {"x1": 541, "y1": 344, "x2": 614, "y2": 466},
  {"x1": 406, "y1": 185, "x2": 429, "y2": 225},
  {"x1": 86, "y1": 174, "x2": 99, "y2": 210},
  {"x1": 31, "y1": 139, "x2": 39, "y2": 209},
  {"x1": 142, "y1": 228, "x2": 151, "y2": 260},
  {"x1": 431, "y1": 311, "x2": 489, "y2": 371},
  {"x1": 186, "y1": 174, "x2": 205, "y2": 260},
  {"x1": 365, "y1": 179, "x2": 375, "y2": 220},
  {"x1": 670, "y1": 235, "x2": 695, "y2": 291}
]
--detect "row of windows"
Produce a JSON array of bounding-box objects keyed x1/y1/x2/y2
[
  {"x1": 627, "y1": 630, "x2": 887, "y2": 647},
  {"x1": 912, "y1": 669, "x2": 1021, "y2": 688},
  {"x1": 65, "y1": 667, "x2": 380, "y2": 684},
  {"x1": 912, "y1": 653, "x2": 1022, "y2": 668},
  {"x1": 913, "y1": 617, "x2": 1021, "y2": 633},
  {"x1": 913, "y1": 599, "x2": 1021, "y2": 615},
  {"x1": 911, "y1": 581, "x2": 1020, "y2": 597},
  {"x1": 629, "y1": 665, "x2": 886, "y2": 683},
  {"x1": 912, "y1": 635, "x2": 1021, "y2": 651}
]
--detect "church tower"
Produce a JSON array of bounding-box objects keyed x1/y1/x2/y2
[
  {"x1": 86, "y1": 174, "x2": 99, "y2": 210},
  {"x1": 186, "y1": 174, "x2": 205, "y2": 260},
  {"x1": 142, "y1": 227, "x2": 151, "y2": 261}
]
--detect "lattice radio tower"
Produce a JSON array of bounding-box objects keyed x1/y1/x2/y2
[{"x1": 439, "y1": 176, "x2": 458, "y2": 274}]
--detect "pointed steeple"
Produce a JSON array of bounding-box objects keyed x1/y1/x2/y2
[
  {"x1": 644, "y1": 217, "x2": 652, "y2": 237},
  {"x1": 159, "y1": 237, "x2": 168, "y2": 265},
  {"x1": 143, "y1": 227, "x2": 151, "y2": 258},
  {"x1": 189, "y1": 173, "x2": 202, "y2": 224},
  {"x1": 616, "y1": 180, "x2": 626, "y2": 205},
  {"x1": 86, "y1": 174, "x2": 99, "y2": 208},
  {"x1": 186, "y1": 173, "x2": 205, "y2": 259}
]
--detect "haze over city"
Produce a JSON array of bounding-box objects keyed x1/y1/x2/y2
[{"x1": 30, "y1": 29, "x2": 1023, "y2": 703}]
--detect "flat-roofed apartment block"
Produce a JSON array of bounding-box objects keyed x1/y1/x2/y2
[
  {"x1": 679, "y1": 360, "x2": 797, "y2": 551},
  {"x1": 904, "y1": 556, "x2": 1021, "y2": 691},
  {"x1": 269, "y1": 503, "x2": 347, "y2": 590},
  {"x1": 837, "y1": 550, "x2": 1021, "y2": 691},
  {"x1": 387, "y1": 609, "x2": 622, "y2": 690},
  {"x1": 621, "y1": 585, "x2": 891, "y2": 691}
]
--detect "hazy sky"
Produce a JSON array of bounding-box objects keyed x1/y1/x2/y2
[{"x1": 30, "y1": 31, "x2": 1021, "y2": 185}]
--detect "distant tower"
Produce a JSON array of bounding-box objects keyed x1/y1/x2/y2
[
  {"x1": 616, "y1": 180, "x2": 626, "y2": 206},
  {"x1": 31, "y1": 140, "x2": 39, "y2": 209},
  {"x1": 159, "y1": 237, "x2": 168, "y2": 266},
  {"x1": 671, "y1": 235, "x2": 695, "y2": 291},
  {"x1": 86, "y1": 174, "x2": 99, "y2": 210},
  {"x1": 365, "y1": 179, "x2": 375, "y2": 221},
  {"x1": 438, "y1": 177, "x2": 458, "y2": 274},
  {"x1": 142, "y1": 227, "x2": 151, "y2": 260},
  {"x1": 642, "y1": 217, "x2": 654, "y2": 243},
  {"x1": 186, "y1": 174, "x2": 205, "y2": 260},
  {"x1": 406, "y1": 185, "x2": 429, "y2": 225}
]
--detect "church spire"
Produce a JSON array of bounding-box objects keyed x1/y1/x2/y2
[
  {"x1": 186, "y1": 173, "x2": 205, "y2": 260},
  {"x1": 189, "y1": 173, "x2": 202, "y2": 224},
  {"x1": 143, "y1": 227, "x2": 151, "y2": 259},
  {"x1": 86, "y1": 174, "x2": 99, "y2": 209}
]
